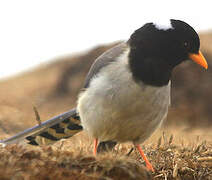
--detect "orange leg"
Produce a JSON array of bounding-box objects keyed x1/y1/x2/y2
[
  {"x1": 135, "y1": 144, "x2": 154, "y2": 172},
  {"x1": 93, "y1": 138, "x2": 98, "y2": 156}
]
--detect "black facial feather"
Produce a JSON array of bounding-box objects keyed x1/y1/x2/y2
[{"x1": 128, "y1": 19, "x2": 200, "y2": 86}]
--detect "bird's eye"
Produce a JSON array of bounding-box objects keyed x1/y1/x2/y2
[
  {"x1": 184, "y1": 42, "x2": 188, "y2": 47},
  {"x1": 183, "y1": 41, "x2": 190, "y2": 50}
]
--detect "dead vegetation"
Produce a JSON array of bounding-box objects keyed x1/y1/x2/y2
[{"x1": 0, "y1": 130, "x2": 211, "y2": 180}]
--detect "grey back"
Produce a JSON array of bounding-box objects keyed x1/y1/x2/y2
[{"x1": 83, "y1": 42, "x2": 128, "y2": 88}]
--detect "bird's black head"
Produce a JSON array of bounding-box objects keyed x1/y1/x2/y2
[{"x1": 128, "y1": 19, "x2": 207, "y2": 86}]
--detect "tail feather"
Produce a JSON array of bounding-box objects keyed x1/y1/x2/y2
[
  {"x1": 0, "y1": 108, "x2": 117, "y2": 153},
  {"x1": 26, "y1": 110, "x2": 83, "y2": 145}
]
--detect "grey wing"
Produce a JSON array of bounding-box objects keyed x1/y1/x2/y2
[
  {"x1": 82, "y1": 42, "x2": 127, "y2": 152},
  {"x1": 83, "y1": 42, "x2": 128, "y2": 88}
]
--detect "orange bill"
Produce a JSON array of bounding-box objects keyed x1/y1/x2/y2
[{"x1": 189, "y1": 51, "x2": 208, "y2": 69}]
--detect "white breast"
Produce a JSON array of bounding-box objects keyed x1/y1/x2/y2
[{"x1": 77, "y1": 50, "x2": 171, "y2": 144}]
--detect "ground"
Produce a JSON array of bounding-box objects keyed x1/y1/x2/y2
[{"x1": 0, "y1": 129, "x2": 211, "y2": 179}]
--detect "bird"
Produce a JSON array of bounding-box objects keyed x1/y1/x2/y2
[{"x1": 0, "y1": 19, "x2": 208, "y2": 172}]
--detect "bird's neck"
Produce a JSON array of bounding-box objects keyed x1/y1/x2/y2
[{"x1": 128, "y1": 49, "x2": 173, "y2": 87}]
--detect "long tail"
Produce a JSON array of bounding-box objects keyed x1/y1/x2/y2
[
  {"x1": 0, "y1": 109, "x2": 82, "y2": 145},
  {"x1": 0, "y1": 108, "x2": 116, "y2": 152},
  {"x1": 26, "y1": 109, "x2": 82, "y2": 145}
]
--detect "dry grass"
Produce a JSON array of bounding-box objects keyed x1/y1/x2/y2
[{"x1": 0, "y1": 129, "x2": 211, "y2": 180}]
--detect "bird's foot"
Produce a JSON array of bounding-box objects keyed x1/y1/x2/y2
[
  {"x1": 93, "y1": 138, "x2": 98, "y2": 156},
  {"x1": 145, "y1": 160, "x2": 154, "y2": 172},
  {"x1": 135, "y1": 144, "x2": 154, "y2": 172}
]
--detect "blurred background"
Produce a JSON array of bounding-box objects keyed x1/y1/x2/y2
[{"x1": 0, "y1": 0, "x2": 211, "y2": 136}]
